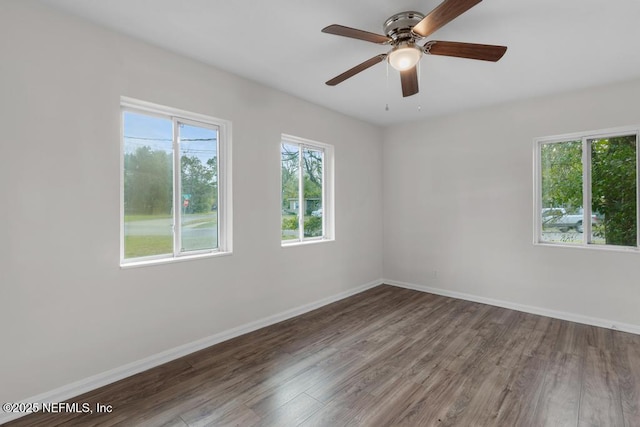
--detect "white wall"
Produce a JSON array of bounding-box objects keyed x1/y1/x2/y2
[
  {"x1": 0, "y1": 1, "x2": 383, "y2": 403},
  {"x1": 5, "y1": 0, "x2": 640, "y2": 410},
  {"x1": 383, "y1": 78, "x2": 640, "y2": 330}
]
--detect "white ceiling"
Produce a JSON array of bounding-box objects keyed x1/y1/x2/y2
[{"x1": 37, "y1": 0, "x2": 640, "y2": 126}]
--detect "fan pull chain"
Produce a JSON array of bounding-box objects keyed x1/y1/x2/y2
[
  {"x1": 385, "y1": 60, "x2": 390, "y2": 111},
  {"x1": 417, "y1": 61, "x2": 422, "y2": 112}
]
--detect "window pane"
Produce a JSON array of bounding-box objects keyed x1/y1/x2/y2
[
  {"x1": 179, "y1": 123, "x2": 218, "y2": 252},
  {"x1": 123, "y1": 112, "x2": 173, "y2": 258},
  {"x1": 590, "y1": 135, "x2": 637, "y2": 247},
  {"x1": 281, "y1": 143, "x2": 300, "y2": 240},
  {"x1": 303, "y1": 147, "x2": 323, "y2": 238},
  {"x1": 540, "y1": 141, "x2": 583, "y2": 244}
]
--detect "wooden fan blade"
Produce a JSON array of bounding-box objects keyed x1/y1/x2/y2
[
  {"x1": 326, "y1": 54, "x2": 387, "y2": 86},
  {"x1": 322, "y1": 24, "x2": 391, "y2": 44},
  {"x1": 425, "y1": 41, "x2": 507, "y2": 61},
  {"x1": 413, "y1": 0, "x2": 482, "y2": 38},
  {"x1": 326, "y1": 53, "x2": 387, "y2": 86},
  {"x1": 400, "y1": 66, "x2": 419, "y2": 97}
]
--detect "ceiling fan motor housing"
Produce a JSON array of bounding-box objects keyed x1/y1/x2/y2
[{"x1": 383, "y1": 11, "x2": 426, "y2": 42}]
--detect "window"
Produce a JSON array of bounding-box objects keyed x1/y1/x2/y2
[
  {"x1": 281, "y1": 135, "x2": 334, "y2": 244},
  {"x1": 534, "y1": 126, "x2": 639, "y2": 249},
  {"x1": 120, "y1": 98, "x2": 232, "y2": 265}
]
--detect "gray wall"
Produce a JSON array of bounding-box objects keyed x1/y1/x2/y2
[
  {"x1": 0, "y1": 1, "x2": 383, "y2": 403},
  {"x1": 383, "y1": 79, "x2": 640, "y2": 329}
]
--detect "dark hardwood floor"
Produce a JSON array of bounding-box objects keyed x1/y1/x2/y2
[{"x1": 5, "y1": 285, "x2": 640, "y2": 426}]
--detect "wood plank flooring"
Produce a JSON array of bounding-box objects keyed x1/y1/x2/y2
[{"x1": 5, "y1": 285, "x2": 640, "y2": 426}]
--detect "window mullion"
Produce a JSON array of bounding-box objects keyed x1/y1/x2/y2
[
  {"x1": 583, "y1": 137, "x2": 592, "y2": 244},
  {"x1": 173, "y1": 118, "x2": 181, "y2": 256},
  {"x1": 321, "y1": 149, "x2": 326, "y2": 239},
  {"x1": 298, "y1": 144, "x2": 304, "y2": 241},
  {"x1": 535, "y1": 142, "x2": 539, "y2": 243},
  {"x1": 216, "y1": 131, "x2": 222, "y2": 251}
]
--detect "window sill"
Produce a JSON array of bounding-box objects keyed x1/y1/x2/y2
[
  {"x1": 120, "y1": 250, "x2": 232, "y2": 269},
  {"x1": 281, "y1": 238, "x2": 335, "y2": 248},
  {"x1": 534, "y1": 241, "x2": 639, "y2": 253}
]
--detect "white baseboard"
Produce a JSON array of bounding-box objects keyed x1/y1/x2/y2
[
  {"x1": 1, "y1": 278, "x2": 383, "y2": 424},
  {"x1": 384, "y1": 278, "x2": 640, "y2": 335}
]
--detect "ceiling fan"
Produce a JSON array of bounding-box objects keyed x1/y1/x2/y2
[{"x1": 322, "y1": 0, "x2": 507, "y2": 97}]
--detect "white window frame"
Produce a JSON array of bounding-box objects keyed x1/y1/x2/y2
[
  {"x1": 281, "y1": 134, "x2": 335, "y2": 246},
  {"x1": 120, "y1": 97, "x2": 232, "y2": 267},
  {"x1": 533, "y1": 125, "x2": 640, "y2": 251}
]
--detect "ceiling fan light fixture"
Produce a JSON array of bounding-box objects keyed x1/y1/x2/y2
[{"x1": 388, "y1": 44, "x2": 422, "y2": 71}]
